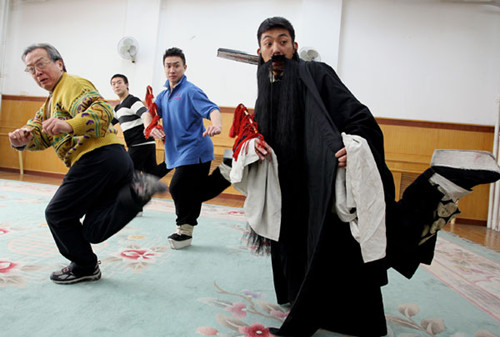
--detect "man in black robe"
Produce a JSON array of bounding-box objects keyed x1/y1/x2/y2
[{"x1": 250, "y1": 17, "x2": 500, "y2": 337}]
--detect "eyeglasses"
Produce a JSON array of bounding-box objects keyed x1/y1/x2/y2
[{"x1": 24, "y1": 58, "x2": 52, "y2": 74}]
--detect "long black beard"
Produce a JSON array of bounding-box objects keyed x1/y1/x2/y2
[
  {"x1": 248, "y1": 55, "x2": 308, "y2": 254},
  {"x1": 254, "y1": 56, "x2": 304, "y2": 164}
]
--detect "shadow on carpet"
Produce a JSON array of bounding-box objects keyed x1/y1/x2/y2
[{"x1": 0, "y1": 179, "x2": 499, "y2": 337}]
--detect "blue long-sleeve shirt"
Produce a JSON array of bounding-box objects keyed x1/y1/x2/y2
[{"x1": 155, "y1": 75, "x2": 219, "y2": 169}]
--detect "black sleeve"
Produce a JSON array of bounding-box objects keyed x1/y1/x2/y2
[{"x1": 308, "y1": 62, "x2": 395, "y2": 201}]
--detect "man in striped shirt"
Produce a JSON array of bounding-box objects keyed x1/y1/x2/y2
[{"x1": 111, "y1": 74, "x2": 169, "y2": 179}]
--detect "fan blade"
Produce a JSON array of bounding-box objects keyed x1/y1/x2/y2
[{"x1": 217, "y1": 48, "x2": 259, "y2": 65}]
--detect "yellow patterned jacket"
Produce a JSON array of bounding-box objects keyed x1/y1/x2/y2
[{"x1": 25, "y1": 73, "x2": 122, "y2": 167}]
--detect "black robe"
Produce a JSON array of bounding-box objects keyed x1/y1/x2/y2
[{"x1": 264, "y1": 60, "x2": 394, "y2": 337}]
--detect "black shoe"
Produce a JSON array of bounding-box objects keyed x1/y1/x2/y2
[
  {"x1": 131, "y1": 171, "x2": 168, "y2": 204},
  {"x1": 50, "y1": 262, "x2": 101, "y2": 284},
  {"x1": 268, "y1": 328, "x2": 281, "y2": 335},
  {"x1": 168, "y1": 224, "x2": 193, "y2": 249},
  {"x1": 431, "y1": 150, "x2": 500, "y2": 190}
]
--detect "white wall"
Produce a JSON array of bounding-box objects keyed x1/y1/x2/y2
[
  {"x1": 3, "y1": 0, "x2": 161, "y2": 99},
  {"x1": 1, "y1": 0, "x2": 499, "y2": 126},
  {"x1": 338, "y1": 0, "x2": 500, "y2": 125},
  {"x1": 2, "y1": 0, "x2": 341, "y2": 107},
  {"x1": 154, "y1": 0, "x2": 342, "y2": 107}
]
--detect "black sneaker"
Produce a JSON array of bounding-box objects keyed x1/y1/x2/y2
[
  {"x1": 131, "y1": 171, "x2": 168, "y2": 204},
  {"x1": 50, "y1": 262, "x2": 101, "y2": 284},
  {"x1": 168, "y1": 224, "x2": 193, "y2": 249},
  {"x1": 431, "y1": 150, "x2": 500, "y2": 190}
]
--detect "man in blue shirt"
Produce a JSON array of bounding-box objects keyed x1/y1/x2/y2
[{"x1": 143, "y1": 47, "x2": 231, "y2": 249}]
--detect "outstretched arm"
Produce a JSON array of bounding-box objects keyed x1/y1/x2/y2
[
  {"x1": 203, "y1": 109, "x2": 222, "y2": 137},
  {"x1": 8, "y1": 127, "x2": 34, "y2": 149},
  {"x1": 12, "y1": 106, "x2": 53, "y2": 151},
  {"x1": 142, "y1": 112, "x2": 165, "y2": 140}
]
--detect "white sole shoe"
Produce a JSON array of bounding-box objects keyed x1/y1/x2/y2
[{"x1": 168, "y1": 237, "x2": 192, "y2": 249}]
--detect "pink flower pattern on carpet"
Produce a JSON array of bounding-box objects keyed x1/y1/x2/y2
[
  {"x1": 225, "y1": 302, "x2": 247, "y2": 318},
  {"x1": 120, "y1": 249, "x2": 156, "y2": 261},
  {"x1": 1, "y1": 180, "x2": 499, "y2": 336},
  {"x1": 195, "y1": 326, "x2": 219, "y2": 336},
  {"x1": 424, "y1": 237, "x2": 500, "y2": 321},
  {"x1": 197, "y1": 282, "x2": 287, "y2": 336},
  {"x1": 239, "y1": 323, "x2": 271, "y2": 337},
  {"x1": 0, "y1": 259, "x2": 43, "y2": 288},
  {"x1": 0, "y1": 260, "x2": 17, "y2": 273}
]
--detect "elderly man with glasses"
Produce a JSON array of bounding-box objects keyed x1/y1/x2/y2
[{"x1": 8, "y1": 43, "x2": 167, "y2": 284}]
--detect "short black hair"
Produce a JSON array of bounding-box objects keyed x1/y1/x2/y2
[
  {"x1": 22, "y1": 43, "x2": 67, "y2": 72},
  {"x1": 110, "y1": 74, "x2": 128, "y2": 85},
  {"x1": 257, "y1": 17, "x2": 295, "y2": 46},
  {"x1": 163, "y1": 47, "x2": 186, "y2": 65}
]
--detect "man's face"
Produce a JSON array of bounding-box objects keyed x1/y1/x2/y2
[
  {"x1": 257, "y1": 28, "x2": 298, "y2": 63},
  {"x1": 24, "y1": 48, "x2": 64, "y2": 92},
  {"x1": 164, "y1": 56, "x2": 186, "y2": 86},
  {"x1": 111, "y1": 77, "x2": 128, "y2": 97}
]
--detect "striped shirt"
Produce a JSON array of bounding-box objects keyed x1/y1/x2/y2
[{"x1": 113, "y1": 94, "x2": 155, "y2": 147}]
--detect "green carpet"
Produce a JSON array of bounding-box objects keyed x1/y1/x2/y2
[{"x1": 0, "y1": 179, "x2": 499, "y2": 337}]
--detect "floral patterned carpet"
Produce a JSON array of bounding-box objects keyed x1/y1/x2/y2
[{"x1": 0, "y1": 179, "x2": 499, "y2": 337}]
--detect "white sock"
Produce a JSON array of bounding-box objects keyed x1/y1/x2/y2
[{"x1": 177, "y1": 224, "x2": 194, "y2": 236}]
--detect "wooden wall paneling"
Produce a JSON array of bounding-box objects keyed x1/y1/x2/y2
[
  {"x1": 0, "y1": 139, "x2": 22, "y2": 169},
  {"x1": 1, "y1": 96, "x2": 496, "y2": 223},
  {"x1": 1, "y1": 97, "x2": 47, "y2": 128},
  {"x1": 379, "y1": 119, "x2": 494, "y2": 224}
]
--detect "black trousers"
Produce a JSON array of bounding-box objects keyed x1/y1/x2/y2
[
  {"x1": 128, "y1": 143, "x2": 170, "y2": 178},
  {"x1": 385, "y1": 168, "x2": 445, "y2": 278},
  {"x1": 272, "y1": 168, "x2": 446, "y2": 337},
  {"x1": 45, "y1": 145, "x2": 142, "y2": 274},
  {"x1": 169, "y1": 162, "x2": 231, "y2": 226}
]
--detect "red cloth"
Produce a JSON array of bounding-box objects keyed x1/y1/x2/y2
[
  {"x1": 144, "y1": 85, "x2": 163, "y2": 141},
  {"x1": 229, "y1": 103, "x2": 264, "y2": 161}
]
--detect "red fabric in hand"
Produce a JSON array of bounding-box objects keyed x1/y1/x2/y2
[
  {"x1": 229, "y1": 103, "x2": 264, "y2": 161},
  {"x1": 144, "y1": 85, "x2": 164, "y2": 141}
]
